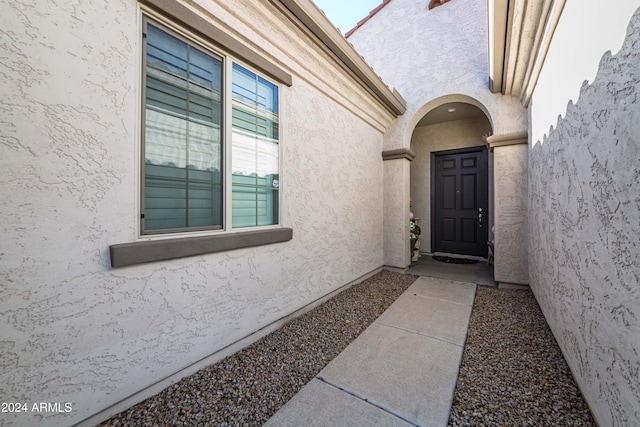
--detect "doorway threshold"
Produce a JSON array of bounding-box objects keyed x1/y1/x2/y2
[
  {"x1": 407, "y1": 253, "x2": 496, "y2": 287},
  {"x1": 431, "y1": 252, "x2": 488, "y2": 262}
]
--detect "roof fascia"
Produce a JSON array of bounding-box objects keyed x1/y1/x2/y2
[
  {"x1": 270, "y1": 0, "x2": 407, "y2": 116},
  {"x1": 488, "y1": 0, "x2": 510, "y2": 93},
  {"x1": 488, "y1": 0, "x2": 566, "y2": 106}
]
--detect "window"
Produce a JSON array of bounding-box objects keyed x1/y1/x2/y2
[
  {"x1": 141, "y1": 19, "x2": 279, "y2": 234},
  {"x1": 231, "y1": 64, "x2": 279, "y2": 228}
]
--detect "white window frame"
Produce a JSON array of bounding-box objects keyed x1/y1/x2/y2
[
  {"x1": 139, "y1": 13, "x2": 282, "y2": 239},
  {"x1": 109, "y1": 5, "x2": 291, "y2": 268}
]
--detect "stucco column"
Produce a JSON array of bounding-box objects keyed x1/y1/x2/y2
[
  {"x1": 487, "y1": 132, "x2": 529, "y2": 285},
  {"x1": 382, "y1": 148, "x2": 415, "y2": 268}
]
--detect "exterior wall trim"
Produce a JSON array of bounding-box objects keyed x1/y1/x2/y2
[
  {"x1": 270, "y1": 0, "x2": 407, "y2": 116},
  {"x1": 110, "y1": 228, "x2": 293, "y2": 267},
  {"x1": 487, "y1": 131, "x2": 528, "y2": 150},
  {"x1": 489, "y1": 0, "x2": 567, "y2": 105},
  {"x1": 382, "y1": 148, "x2": 416, "y2": 161},
  {"x1": 140, "y1": 0, "x2": 293, "y2": 86}
]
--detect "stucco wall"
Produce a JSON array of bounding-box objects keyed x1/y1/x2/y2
[
  {"x1": 410, "y1": 116, "x2": 492, "y2": 251},
  {"x1": 529, "y1": 6, "x2": 640, "y2": 426},
  {"x1": 0, "y1": 0, "x2": 394, "y2": 425},
  {"x1": 383, "y1": 158, "x2": 411, "y2": 266},
  {"x1": 348, "y1": 0, "x2": 527, "y2": 147},
  {"x1": 349, "y1": 0, "x2": 527, "y2": 268},
  {"x1": 493, "y1": 144, "x2": 528, "y2": 284}
]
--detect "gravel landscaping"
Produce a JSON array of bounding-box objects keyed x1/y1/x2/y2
[
  {"x1": 449, "y1": 286, "x2": 595, "y2": 426},
  {"x1": 101, "y1": 270, "x2": 417, "y2": 426},
  {"x1": 101, "y1": 271, "x2": 595, "y2": 426}
]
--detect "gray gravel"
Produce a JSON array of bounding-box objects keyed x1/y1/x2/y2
[
  {"x1": 101, "y1": 273, "x2": 595, "y2": 426},
  {"x1": 448, "y1": 286, "x2": 595, "y2": 426},
  {"x1": 100, "y1": 270, "x2": 417, "y2": 426}
]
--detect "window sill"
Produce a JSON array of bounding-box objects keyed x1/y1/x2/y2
[{"x1": 109, "y1": 228, "x2": 293, "y2": 268}]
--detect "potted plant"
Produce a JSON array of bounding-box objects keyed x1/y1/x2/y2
[{"x1": 410, "y1": 199, "x2": 421, "y2": 261}]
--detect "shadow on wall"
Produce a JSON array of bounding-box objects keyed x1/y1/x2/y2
[{"x1": 528, "y1": 7, "x2": 640, "y2": 427}]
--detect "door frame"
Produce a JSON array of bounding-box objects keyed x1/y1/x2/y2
[{"x1": 430, "y1": 145, "x2": 489, "y2": 256}]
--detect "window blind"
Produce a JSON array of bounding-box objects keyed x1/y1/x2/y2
[
  {"x1": 231, "y1": 63, "x2": 279, "y2": 228},
  {"x1": 143, "y1": 23, "x2": 223, "y2": 232}
]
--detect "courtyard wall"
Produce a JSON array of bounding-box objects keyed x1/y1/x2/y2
[{"x1": 528, "y1": 4, "x2": 640, "y2": 425}]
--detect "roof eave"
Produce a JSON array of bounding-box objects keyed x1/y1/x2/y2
[
  {"x1": 488, "y1": 0, "x2": 510, "y2": 94},
  {"x1": 345, "y1": 0, "x2": 392, "y2": 38},
  {"x1": 488, "y1": 0, "x2": 566, "y2": 106},
  {"x1": 270, "y1": 0, "x2": 406, "y2": 116}
]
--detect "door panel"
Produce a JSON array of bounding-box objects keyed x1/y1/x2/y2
[
  {"x1": 461, "y1": 157, "x2": 477, "y2": 168},
  {"x1": 433, "y1": 147, "x2": 488, "y2": 257},
  {"x1": 461, "y1": 174, "x2": 476, "y2": 209},
  {"x1": 442, "y1": 175, "x2": 456, "y2": 209},
  {"x1": 441, "y1": 218, "x2": 456, "y2": 242},
  {"x1": 461, "y1": 218, "x2": 477, "y2": 243}
]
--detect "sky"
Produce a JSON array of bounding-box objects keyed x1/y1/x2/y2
[{"x1": 312, "y1": 0, "x2": 384, "y2": 34}]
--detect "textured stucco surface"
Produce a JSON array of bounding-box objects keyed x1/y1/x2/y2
[
  {"x1": 410, "y1": 117, "x2": 492, "y2": 251},
  {"x1": 383, "y1": 158, "x2": 411, "y2": 267},
  {"x1": 494, "y1": 144, "x2": 528, "y2": 284},
  {"x1": 348, "y1": 0, "x2": 527, "y2": 146},
  {"x1": 529, "y1": 7, "x2": 640, "y2": 426},
  {"x1": 0, "y1": 0, "x2": 394, "y2": 425},
  {"x1": 348, "y1": 0, "x2": 527, "y2": 267}
]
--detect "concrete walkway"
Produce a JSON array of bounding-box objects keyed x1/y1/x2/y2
[
  {"x1": 407, "y1": 255, "x2": 495, "y2": 287},
  {"x1": 264, "y1": 276, "x2": 476, "y2": 427}
]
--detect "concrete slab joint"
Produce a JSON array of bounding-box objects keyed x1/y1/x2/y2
[{"x1": 265, "y1": 277, "x2": 477, "y2": 427}]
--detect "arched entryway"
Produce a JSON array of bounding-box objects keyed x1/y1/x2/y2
[{"x1": 410, "y1": 98, "x2": 493, "y2": 259}]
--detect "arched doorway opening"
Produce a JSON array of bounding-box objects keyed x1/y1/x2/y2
[{"x1": 410, "y1": 100, "x2": 493, "y2": 258}]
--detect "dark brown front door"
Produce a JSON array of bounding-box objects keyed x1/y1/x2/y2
[{"x1": 432, "y1": 147, "x2": 488, "y2": 257}]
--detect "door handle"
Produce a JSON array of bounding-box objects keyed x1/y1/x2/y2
[{"x1": 478, "y1": 208, "x2": 483, "y2": 228}]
